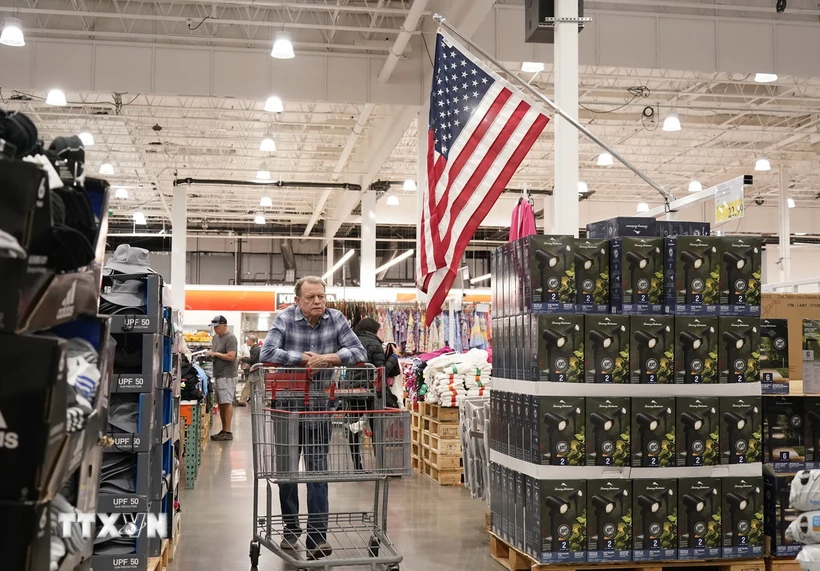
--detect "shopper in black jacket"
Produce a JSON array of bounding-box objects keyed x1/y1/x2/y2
[{"x1": 237, "y1": 334, "x2": 260, "y2": 406}]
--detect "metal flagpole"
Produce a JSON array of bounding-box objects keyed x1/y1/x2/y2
[{"x1": 433, "y1": 13, "x2": 676, "y2": 206}]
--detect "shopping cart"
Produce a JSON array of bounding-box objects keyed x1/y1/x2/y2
[{"x1": 247, "y1": 363, "x2": 411, "y2": 571}]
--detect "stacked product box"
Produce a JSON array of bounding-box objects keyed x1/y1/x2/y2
[
  {"x1": 94, "y1": 274, "x2": 179, "y2": 570},
  {"x1": 490, "y1": 223, "x2": 765, "y2": 564}
]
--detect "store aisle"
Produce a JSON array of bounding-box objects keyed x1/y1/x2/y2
[{"x1": 170, "y1": 407, "x2": 497, "y2": 570}]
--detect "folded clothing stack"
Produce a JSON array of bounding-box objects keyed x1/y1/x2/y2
[{"x1": 422, "y1": 349, "x2": 492, "y2": 407}]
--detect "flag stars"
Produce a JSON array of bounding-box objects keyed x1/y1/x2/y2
[{"x1": 481, "y1": 77, "x2": 488, "y2": 84}]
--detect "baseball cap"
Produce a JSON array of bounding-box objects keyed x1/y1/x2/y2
[{"x1": 210, "y1": 315, "x2": 228, "y2": 326}]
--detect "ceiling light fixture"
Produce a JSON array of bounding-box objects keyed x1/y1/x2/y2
[
  {"x1": 637, "y1": 202, "x2": 649, "y2": 213},
  {"x1": 788, "y1": 198, "x2": 795, "y2": 209},
  {"x1": 796, "y1": 232, "x2": 808, "y2": 236},
  {"x1": 99, "y1": 161, "x2": 114, "y2": 175},
  {"x1": 754, "y1": 73, "x2": 778, "y2": 83},
  {"x1": 46, "y1": 89, "x2": 67, "y2": 106},
  {"x1": 114, "y1": 188, "x2": 129, "y2": 199},
  {"x1": 521, "y1": 62, "x2": 545, "y2": 73},
  {"x1": 597, "y1": 152, "x2": 613, "y2": 166},
  {"x1": 133, "y1": 211, "x2": 147, "y2": 225},
  {"x1": 470, "y1": 273, "x2": 492, "y2": 285},
  {"x1": 386, "y1": 195, "x2": 400, "y2": 206},
  {"x1": 689, "y1": 180, "x2": 703, "y2": 193},
  {"x1": 271, "y1": 30, "x2": 295, "y2": 59},
  {"x1": 755, "y1": 157, "x2": 771, "y2": 171},
  {"x1": 260, "y1": 196, "x2": 273, "y2": 207},
  {"x1": 578, "y1": 181, "x2": 589, "y2": 194},
  {"x1": 0, "y1": 17, "x2": 25, "y2": 47},
  {"x1": 662, "y1": 113, "x2": 681, "y2": 132},
  {"x1": 322, "y1": 249, "x2": 355, "y2": 280},
  {"x1": 264, "y1": 95, "x2": 284, "y2": 113},
  {"x1": 254, "y1": 213, "x2": 266, "y2": 225},
  {"x1": 78, "y1": 131, "x2": 95, "y2": 146},
  {"x1": 256, "y1": 169, "x2": 272, "y2": 180},
  {"x1": 374, "y1": 249, "x2": 414, "y2": 274},
  {"x1": 403, "y1": 179, "x2": 417, "y2": 191},
  {"x1": 260, "y1": 137, "x2": 276, "y2": 152}
]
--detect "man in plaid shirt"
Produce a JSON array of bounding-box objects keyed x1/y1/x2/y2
[{"x1": 260, "y1": 275, "x2": 366, "y2": 560}]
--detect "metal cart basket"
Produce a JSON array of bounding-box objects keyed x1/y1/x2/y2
[{"x1": 248, "y1": 363, "x2": 411, "y2": 571}]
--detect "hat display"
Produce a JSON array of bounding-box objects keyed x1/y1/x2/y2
[
  {"x1": 107, "y1": 399, "x2": 139, "y2": 434},
  {"x1": 103, "y1": 244, "x2": 156, "y2": 276},
  {"x1": 100, "y1": 279, "x2": 147, "y2": 314},
  {"x1": 211, "y1": 315, "x2": 228, "y2": 326}
]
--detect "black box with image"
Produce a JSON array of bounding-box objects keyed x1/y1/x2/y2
[
  {"x1": 760, "y1": 318, "x2": 789, "y2": 394},
  {"x1": 631, "y1": 397, "x2": 675, "y2": 467},
  {"x1": 762, "y1": 396, "x2": 806, "y2": 471},
  {"x1": 611, "y1": 237, "x2": 665, "y2": 314},
  {"x1": 804, "y1": 397, "x2": 820, "y2": 468},
  {"x1": 763, "y1": 467, "x2": 801, "y2": 556},
  {"x1": 531, "y1": 314, "x2": 584, "y2": 382},
  {"x1": 629, "y1": 315, "x2": 675, "y2": 384},
  {"x1": 675, "y1": 316, "x2": 718, "y2": 384},
  {"x1": 632, "y1": 479, "x2": 677, "y2": 561},
  {"x1": 678, "y1": 477, "x2": 722, "y2": 559},
  {"x1": 719, "y1": 236, "x2": 762, "y2": 316},
  {"x1": 575, "y1": 239, "x2": 609, "y2": 314},
  {"x1": 720, "y1": 396, "x2": 762, "y2": 465},
  {"x1": 584, "y1": 315, "x2": 630, "y2": 383},
  {"x1": 528, "y1": 235, "x2": 577, "y2": 313},
  {"x1": 532, "y1": 479, "x2": 587, "y2": 563},
  {"x1": 719, "y1": 316, "x2": 760, "y2": 383},
  {"x1": 534, "y1": 396, "x2": 585, "y2": 466},
  {"x1": 586, "y1": 397, "x2": 630, "y2": 467},
  {"x1": 587, "y1": 480, "x2": 632, "y2": 562},
  {"x1": 664, "y1": 236, "x2": 722, "y2": 316},
  {"x1": 676, "y1": 396, "x2": 720, "y2": 467},
  {"x1": 721, "y1": 476, "x2": 764, "y2": 557}
]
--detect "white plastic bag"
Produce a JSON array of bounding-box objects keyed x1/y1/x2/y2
[
  {"x1": 787, "y1": 511, "x2": 820, "y2": 545},
  {"x1": 791, "y1": 471, "x2": 820, "y2": 512},
  {"x1": 798, "y1": 545, "x2": 820, "y2": 571}
]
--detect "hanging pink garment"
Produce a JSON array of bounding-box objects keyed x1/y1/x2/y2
[
  {"x1": 509, "y1": 199, "x2": 521, "y2": 241},
  {"x1": 517, "y1": 199, "x2": 537, "y2": 238}
]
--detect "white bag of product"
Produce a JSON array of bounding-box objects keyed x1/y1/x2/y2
[
  {"x1": 791, "y1": 470, "x2": 820, "y2": 512},
  {"x1": 787, "y1": 511, "x2": 820, "y2": 544},
  {"x1": 798, "y1": 546, "x2": 820, "y2": 571}
]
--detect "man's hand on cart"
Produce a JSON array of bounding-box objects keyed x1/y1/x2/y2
[{"x1": 303, "y1": 352, "x2": 342, "y2": 369}]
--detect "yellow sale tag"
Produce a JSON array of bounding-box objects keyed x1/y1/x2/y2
[
  {"x1": 716, "y1": 198, "x2": 744, "y2": 222},
  {"x1": 714, "y1": 176, "x2": 745, "y2": 222}
]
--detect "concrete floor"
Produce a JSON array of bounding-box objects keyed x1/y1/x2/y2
[{"x1": 170, "y1": 407, "x2": 499, "y2": 571}]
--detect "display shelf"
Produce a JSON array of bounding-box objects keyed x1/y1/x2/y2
[{"x1": 493, "y1": 377, "x2": 763, "y2": 397}]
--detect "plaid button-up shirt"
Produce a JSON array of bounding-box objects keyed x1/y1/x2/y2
[{"x1": 260, "y1": 305, "x2": 367, "y2": 366}]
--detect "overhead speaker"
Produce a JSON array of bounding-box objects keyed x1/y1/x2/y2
[{"x1": 525, "y1": 0, "x2": 585, "y2": 44}]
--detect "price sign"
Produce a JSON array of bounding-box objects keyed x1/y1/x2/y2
[{"x1": 714, "y1": 176, "x2": 745, "y2": 222}]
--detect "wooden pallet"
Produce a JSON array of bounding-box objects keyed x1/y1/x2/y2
[
  {"x1": 766, "y1": 558, "x2": 801, "y2": 571},
  {"x1": 427, "y1": 464, "x2": 464, "y2": 486},
  {"x1": 411, "y1": 412, "x2": 421, "y2": 430},
  {"x1": 421, "y1": 445, "x2": 431, "y2": 462},
  {"x1": 428, "y1": 418, "x2": 460, "y2": 439},
  {"x1": 428, "y1": 432, "x2": 461, "y2": 455},
  {"x1": 421, "y1": 402, "x2": 460, "y2": 422},
  {"x1": 411, "y1": 455, "x2": 422, "y2": 472},
  {"x1": 169, "y1": 514, "x2": 182, "y2": 562},
  {"x1": 429, "y1": 448, "x2": 463, "y2": 470},
  {"x1": 485, "y1": 512, "x2": 493, "y2": 532},
  {"x1": 490, "y1": 533, "x2": 765, "y2": 571},
  {"x1": 147, "y1": 539, "x2": 171, "y2": 571},
  {"x1": 411, "y1": 441, "x2": 421, "y2": 459},
  {"x1": 411, "y1": 426, "x2": 420, "y2": 445}
]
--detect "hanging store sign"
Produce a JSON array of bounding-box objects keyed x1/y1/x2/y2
[{"x1": 714, "y1": 176, "x2": 745, "y2": 222}]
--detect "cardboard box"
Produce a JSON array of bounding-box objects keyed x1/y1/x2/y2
[
  {"x1": 111, "y1": 333, "x2": 163, "y2": 393},
  {"x1": 656, "y1": 221, "x2": 711, "y2": 237},
  {"x1": 491, "y1": 463, "x2": 501, "y2": 536},
  {"x1": 534, "y1": 396, "x2": 585, "y2": 466},
  {"x1": 719, "y1": 316, "x2": 761, "y2": 383},
  {"x1": 629, "y1": 315, "x2": 675, "y2": 384},
  {"x1": 719, "y1": 236, "x2": 762, "y2": 316},
  {"x1": 587, "y1": 480, "x2": 632, "y2": 562},
  {"x1": 586, "y1": 397, "x2": 630, "y2": 466},
  {"x1": 611, "y1": 237, "x2": 665, "y2": 314},
  {"x1": 587, "y1": 217, "x2": 658, "y2": 239},
  {"x1": 722, "y1": 476, "x2": 764, "y2": 557},
  {"x1": 761, "y1": 318, "x2": 790, "y2": 394},
  {"x1": 102, "y1": 274, "x2": 166, "y2": 335},
  {"x1": 632, "y1": 479, "x2": 677, "y2": 561},
  {"x1": 631, "y1": 397, "x2": 676, "y2": 467},
  {"x1": 515, "y1": 471, "x2": 525, "y2": 550},
  {"x1": 532, "y1": 479, "x2": 587, "y2": 563},
  {"x1": 720, "y1": 396, "x2": 762, "y2": 464},
  {"x1": 763, "y1": 396, "x2": 806, "y2": 471},
  {"x1": 678, "y1": 477, "x2": 722, "y2": 559},
  {"x1": 804, "y1": 397, "x2": 820, "y2": 467},
  {"x1": 529, "y1": 235, "x2": 577, "y2": 313},
  {"x1": 804, "y1": 319, "x2": 820, "y2": 393},
  {"x1": 760, "y1": 293, "x2": 820, "y2": 381},
  {"x1": 584, "y1": 315, "x2": 630, "y2": 383},
  {"x1": 664, "y1": 236, "x2": 722, "y2": 316},
  {"x1": 763, "y1": 467, "x2": 801, "y2": 556},
  {"x1": 676, "y1": 396, "x2": 720, "y2": 467},
  {"x1": 575, "y1": 239, "x2": 610, "y2": 314},
  {"x1": 675, "y1": 316, "x2": 719, "y2": 384},
  {"x1": 531, "y1": 314, "x2": 584, "y2": 383}
]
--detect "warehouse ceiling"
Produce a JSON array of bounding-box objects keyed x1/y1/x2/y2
[{"x1": 2, "y1": 0, "x2": 820, "y2": 233}]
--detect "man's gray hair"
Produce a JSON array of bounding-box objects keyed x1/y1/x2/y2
[
  {"x1": 295, "y1": 275, "x2": 327, "y2": 297},
  {"x1": 247, "y1": 333, "x2": 258, "y2": 342}
]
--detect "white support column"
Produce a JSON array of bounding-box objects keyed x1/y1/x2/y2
[
  {"x1": 551, "y1": 0, "x2": 580, "y2": 238},
  {"x1": 325, "y1": 223, "x2": 335, "y2": 276},
  {"x1": 779, "y1": 168, "x2": 792, "y2": 282},
  {"x1": 171, "y1": 185, "x2": 187, "y2": 311},
  {"x1": 360, "y1": 190, "x2": 377, "y2": 290},
  {"x1": 417, "y1": 101, "x2": 429, "y2": 297}
]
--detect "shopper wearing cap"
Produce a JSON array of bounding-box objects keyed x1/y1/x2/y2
[
  {"x1": 208, "y1": 315, "x2": 239, "y2": 441},
  {"x1": 260, "y1": 275, "x2": 367, "y2": 560}
]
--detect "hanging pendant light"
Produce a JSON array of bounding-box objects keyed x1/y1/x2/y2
[
  {"x1": 755, "y1": 157, "x2": 771, "y2": 171},
  {"x1": 662, "y1": 113, "x2": 681, "y2": 132},
  {"x1": 688, "y1": 180, "x2": 703, "y2": 193},
  {"x1": 597, "y1": 152, "x2": 613, "y2": 166},
  {"x1": 636, "y1": 202, "x2": 649, "y2": 213},
  {"x1": 114, "y1": 188, "x2": 129, "y2": 199},
  {"x1": 78, "y1": 132, "x2": 95, "y2": 146},
  {"x1": 264, "y1": 95, "x2": 284, "y2": 113},
  {"x1": 99, "y1": 161, "x2": 114, "y2": 175},
  {"x1": 271, "y1": 30, "x2": 295, "y2": 59},
  {"x1": 260, "y1": 137, "x2": 276, "y2": 152},
  {"x1": 260, "y1": 196, "x2": 273, "y2": 207},
  {"x1": 0, "y1": 17, "x2": 25, "y2": 47},
  {"x1": 46, "y1": 89, "x2": 67, "y2": 106}
]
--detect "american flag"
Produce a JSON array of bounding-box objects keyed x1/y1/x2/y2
[{"x1": 417, "y1": 31, "x2": 550, "y2": 322}]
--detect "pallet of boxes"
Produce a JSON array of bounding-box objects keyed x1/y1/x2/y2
[
  {"x1": 418, "y1": 348, "x2": 492, "y2": 486},
  {"x1": 488, "y1": 218, "x2": 769, "y2": 571}
]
